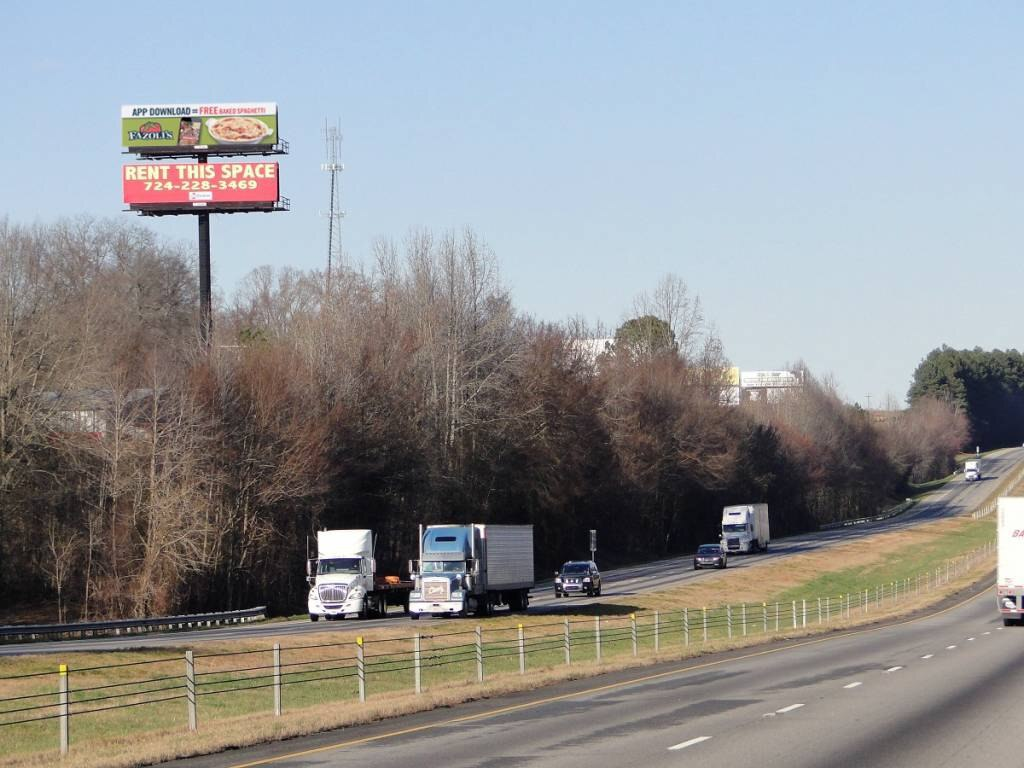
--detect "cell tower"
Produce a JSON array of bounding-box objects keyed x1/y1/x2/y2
[{"x1": 320, "y1": 120, "x2": 345, "y2": 288}]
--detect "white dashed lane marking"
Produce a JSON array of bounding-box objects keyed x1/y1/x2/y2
[
  {"x1": 885, "y1": 666, "x2": 903, "y2": 673},
  {"x1": 776, "y1": 703, "x2": 805, "y2": 714},
  {"x1": 946, "y1": 645, "x2": 957, "y2": 650},
  {"x1": 668, "y1": 736, "x2": 711, "y2": 751},
  {"x1": 921, "y1": 654, "x2": 934, "y2": 659},
  {"x1": 843, "y1": 682, "x2": 862, "y2": 689}
]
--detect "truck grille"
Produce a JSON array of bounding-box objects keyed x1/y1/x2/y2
[
  {"x1": 725, "y1": 538, "x2": 740, "y2": 549},
  {"x1": 318, "y1": 584, "x2": 348, "y2": 604},
  {"x1": 423, "y1": 580, "x2": 450, "y2": 601}
]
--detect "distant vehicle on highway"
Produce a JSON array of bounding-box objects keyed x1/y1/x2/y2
[
  {"x1": 409, "y1": 524, "x2": 533, "y2": 618},
  {"x1": 554, "y1": 560, "x2": 602, "y2": 597},
  {"x1": 721, "y1": 503, "x2": 770, "y2": 553},
  {"x1": 306, "y1": 529, "x2": 412, "y2": 621},
  {"x1": 693, "y1": 543, "x2": 728, "y2": 570},
  {"x1": 964, "y1": 459, "x2": 982, "y2": 482}
]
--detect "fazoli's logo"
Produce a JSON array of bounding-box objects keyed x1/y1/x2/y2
[
  {"x1": 128, "y1": 121, "x2": 173, "y2": 141},
  {"x1": 1012, "y1": 530, "x2": 1024, "y2": 537}
]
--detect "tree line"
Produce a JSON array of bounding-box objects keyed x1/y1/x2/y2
[
  {"x1": 0, "y1": 218, "x2": 967, "y2": 621},
  {"x1": 909, "y1": 345, "x2": 1024, "y2": 449}
]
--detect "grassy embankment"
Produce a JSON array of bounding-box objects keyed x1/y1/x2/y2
[{"x1": 0, "y1": 505, "x2": 1000, "y2": 768}]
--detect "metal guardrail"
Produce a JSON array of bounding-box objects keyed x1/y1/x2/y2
[
  {"x1": 0, "y1": 607, "x2": 267, "y2": 643},
  {"x1": 819, "y1": 499, "x2": 916, "y2": 531}
]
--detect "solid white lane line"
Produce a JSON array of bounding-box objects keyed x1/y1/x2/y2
[
  {"x1": 885, "y1": 666, "x2": 903, "y2": 673},
  {"x1": 921, "y1": 654, "x2": 934, "y2": 659},
  {"x1": 843, "y1": 682, "x2": 862, "y2": 689},
  {"x1": 946, "y1": 645, "x2": 957, "y2": 650},
  {"x1": 668, "y1": 736, "x2": 711, "y2": 751},
  {"x1": 776, "y1": 703, "x2": 805, "y2": 714}
]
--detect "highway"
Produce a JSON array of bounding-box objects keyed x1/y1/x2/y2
[
  {"x1": 172, "y1": 583, "x2": 1017, "y2": 768},
  {"x1": 3, "y1": 447, "x2": 1019, "y2": 656}
]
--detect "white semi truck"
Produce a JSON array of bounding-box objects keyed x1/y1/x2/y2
[
  {"x1": 964, "y1": 459, "x2": 982, "y2": 482},
  {"x1": 721, "y1": 503, "x2": 770, "y2": 553},
  {"x1": 996, "y1": 497, "x2": 1024, "y2": 625},
  {"x1": 408, "y1": 524, "x2": 534, "y2": 619},
  {"x1": 306, "y1": 529, "x2": 412, "y2": 621}
]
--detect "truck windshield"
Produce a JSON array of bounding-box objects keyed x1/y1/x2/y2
[
  {"x1": 421, "y1": 561, "x2": 465, "y2": 574},
  {"x1": 722, "y1": 524, "x2": 747, "y2": 533},
  {"x1": 317, "y1": 558, "x2": 361, "y2": 575}
]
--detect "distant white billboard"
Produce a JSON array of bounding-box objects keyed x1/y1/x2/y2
[{"x1": 740, "y1": 370, "x2": 803, "y2": 389}]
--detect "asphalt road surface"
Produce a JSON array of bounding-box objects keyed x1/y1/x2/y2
[
  {"x1": 4, "y1": 448, "x2": 1019, "y2": 656},
  {"x1": 172, "y1": 582, "x2": 1015, "y2": 768}
]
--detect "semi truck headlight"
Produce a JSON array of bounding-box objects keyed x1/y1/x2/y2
[
  {"x1": 554, "y1": 577, "x2": 562, "y2": 583},
  {"x1": 452, "y1": 590, "x2": 465, "y2": 600},
  {"x1": 1003, "y1": 597, "x2": 1016, "y2": 610},
  {"x1": 410, "y1": 592, "x2": 421, "y2": 600},
  {"x1": 583, "y1": 577, "x2": 591, "y2": 583},
  {"x1": 349, "y1": 586, "x2": 366, "y2": 599}
]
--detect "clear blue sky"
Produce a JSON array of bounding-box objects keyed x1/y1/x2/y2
[{"x1": 4, "y1": 2, "x2": 1022, "y2": 406}]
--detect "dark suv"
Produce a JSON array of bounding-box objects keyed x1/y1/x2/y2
[{"x1": 554, "y1": 561, "x2": 602, "y2": 597}]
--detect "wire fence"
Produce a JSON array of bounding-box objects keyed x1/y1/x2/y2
[{"x1": 0, "y1": 539, "x2": 994, "y2": 758}]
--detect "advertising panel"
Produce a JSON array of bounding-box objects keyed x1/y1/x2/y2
[
  {"x1": 739, "y1": 370, "x2": 803, "y2": 389},
  {"x1": 121, "y1": 103, "x2": 279, "y2": 154},
  {"x1": 123, "y1": 162, "x2": 279, "y2": 209}
]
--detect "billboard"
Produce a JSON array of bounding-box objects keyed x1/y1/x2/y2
[
  {"x1": 123, "y1": 162, "x2": 279, "y2": 211},
  {"x1": 739, "y1": 370, "x2": 803, "y2": 389},
  {"x1": 121, "y1": 103, "x2": 279, "y2": 154}
]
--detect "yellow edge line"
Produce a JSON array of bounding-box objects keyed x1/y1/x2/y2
[{"x1": 226, "y1": 585, "x2": 990, "y2": 768}]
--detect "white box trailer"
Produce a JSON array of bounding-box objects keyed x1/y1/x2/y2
[
  {"x1": 409, "y1": 523, "x2": 534, "y2": 618},
  {"x1": 721, "y1": 503, "x2": 770, "y2": 553},
  {"x1": 996, "y1": 497, "x2": 1024, "y2": 625}
]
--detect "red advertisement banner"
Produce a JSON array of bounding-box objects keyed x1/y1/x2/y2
[{"x1": 123, "y1": 162, "x2": 279, "y2": 205}]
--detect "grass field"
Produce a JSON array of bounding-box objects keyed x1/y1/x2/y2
[{"x1": 0, "y1": 512, "x2": 999, "y2": 768}]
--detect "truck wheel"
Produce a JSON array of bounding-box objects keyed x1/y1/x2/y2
[
  {"x1": 410, "y1": 612, "x2": 420, "y2": 621},
  {"x1": 1004, "y1": 617, "x2": 1016, "y2": 627},
  {"x1": 309, "y1": 614, "x2": 319, "y2": 622}
]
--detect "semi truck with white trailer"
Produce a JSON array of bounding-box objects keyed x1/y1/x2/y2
[
  {"x1": 964, "y1": 459, "x2": 982, "y2": 482},
  {"x1": 996, "y1": 497, "x2": 1024, "y2": 625},
  {"x1": 721, "y1": 503, "x2": 770, "y2": 553},
  {"x1": 408, "y1": 524, "x2": 534, "y2": 619},
  {"x1": 306, "y1": 529, "x2": 413, "y2": 621}
]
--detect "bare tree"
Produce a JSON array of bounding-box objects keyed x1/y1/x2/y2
[{"x1": 39, "y1": 518, "x2": 80, "y2": 623}]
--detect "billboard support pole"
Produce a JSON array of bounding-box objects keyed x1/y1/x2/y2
[{"x1": 197, "y1": 157, "x2": 211, "y2": 349}]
